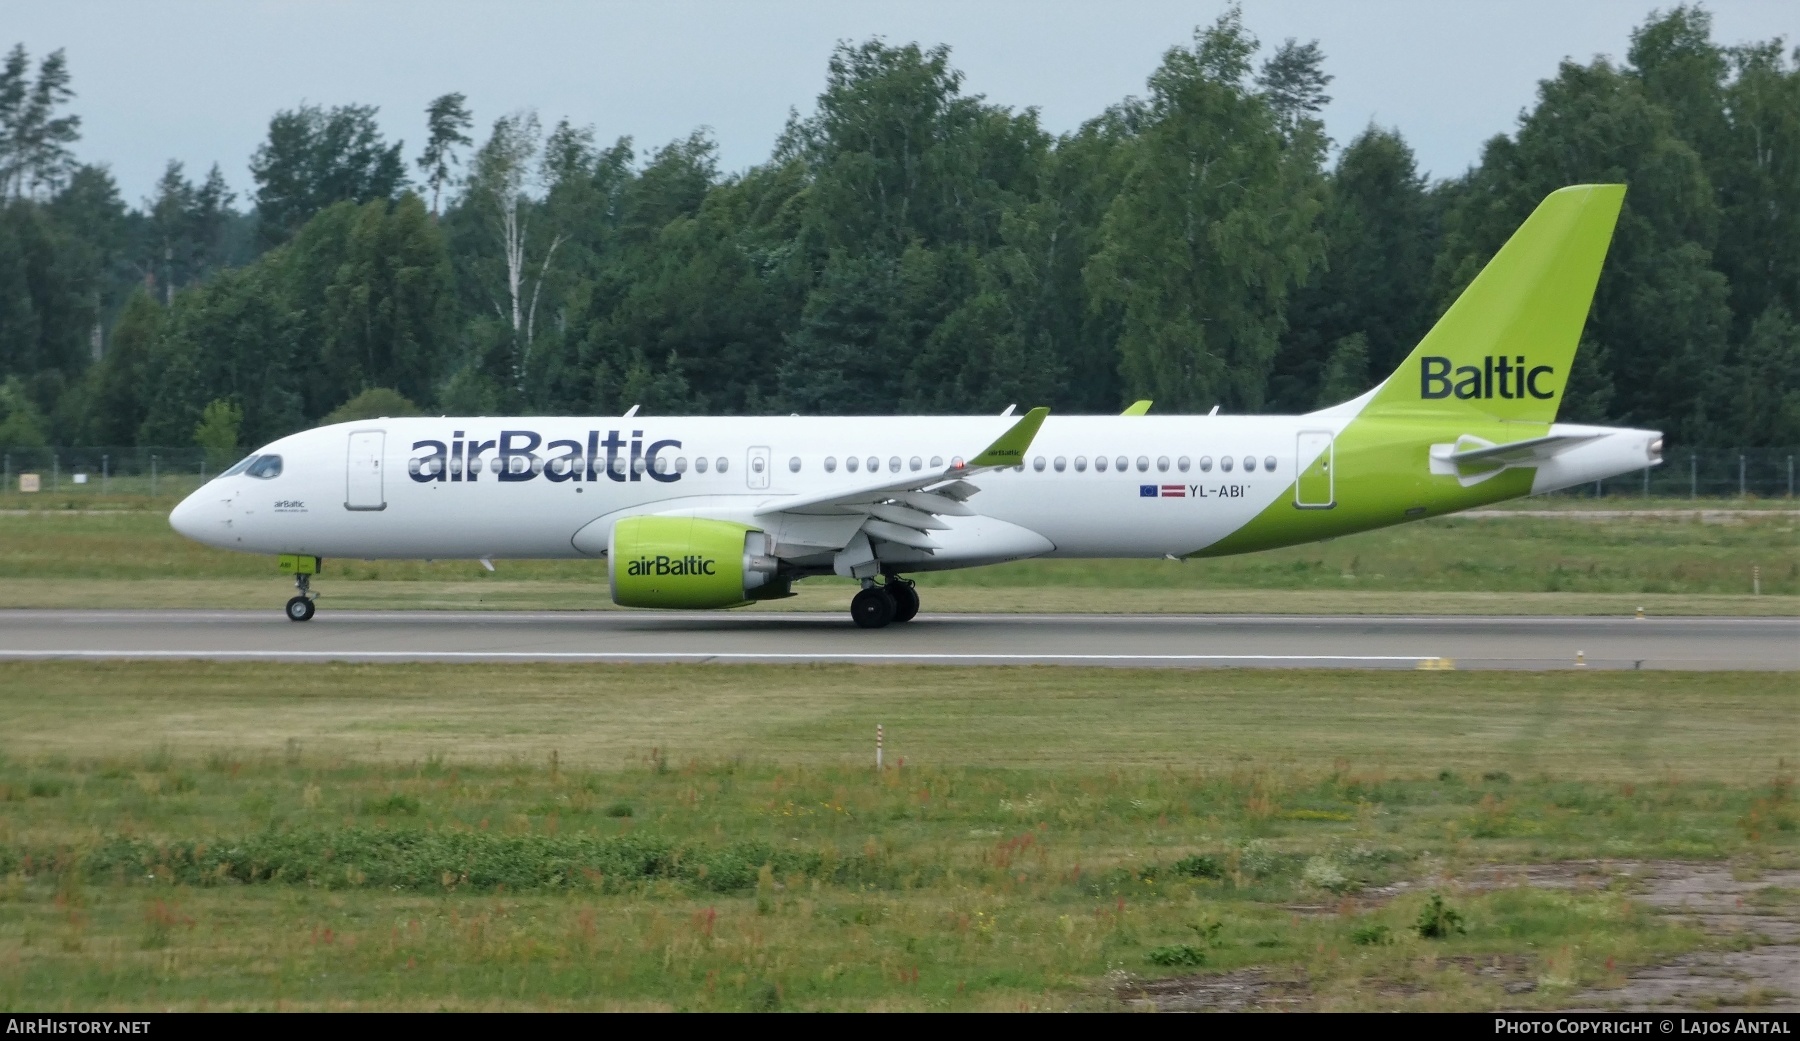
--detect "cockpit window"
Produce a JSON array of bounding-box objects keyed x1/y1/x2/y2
[
  {"x1": 221, "y1": 455, "x2": 258, "y2": 478},
  {"x1": 246, "y1": 455, "x2": 283, "y2": 479}
]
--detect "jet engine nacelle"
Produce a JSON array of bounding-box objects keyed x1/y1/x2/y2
[{"x1": 607, "y1": 515, "x2": 783, "y2": 609}]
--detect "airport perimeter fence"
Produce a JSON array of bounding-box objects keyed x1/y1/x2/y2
[{"x1": 0, "y1": 444, "x2": 1795, "y2": 505}]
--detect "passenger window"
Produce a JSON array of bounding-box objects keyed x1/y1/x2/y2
[
  {"x1": 1095, "y1": 456, "x2": 1108, "y2": 472},
  {"x1": 824, "y1": 456, "x2": 837, "y2": 473},
  {"x1": 1177, "y1": 456, "x2": 1190, "y2": 472},
  {"x1": 611, "y1": 457, "x2": 626, "y2": 476},
  {"x1": 750, "y1": 457, "x2": 765, "y2": 474},
  {"x1": 223, "y1": 455, "x2": 258, "y2": 477},
  {"x1": 888, "y1": 456, "x2": 900, "y2": 473},
  {"x1": 1115, "y1": 456, "x2": 1128, "y2": 472},
  {"x1": 632, "y1": 457, "x2": 647, "y2": 475},
  {"x1": 246, "y1": 455, "x2": 283, "y2": 479},
  {"x1": 1136, "y1": 456, "x2": 1149, "y2": 472},
  {"x1": 652, "y1": 456, "x2": 669, "y2": 474},
  {"x1": 1264, "y1": 455, "x2": 1277, "y2": 472},
  {"x1": 1221, "y1": 457, "x2": 1234, "y2": 473},
  {"x1": 867, "y1": 456, "x2": 879, "y2": 473},
  {"x1": 675, "y1": 457, "x2": 688, "y2": 473},
  {"x1": 1053, "y1": 456, "x2": 1067, "y2": 472},
  {"x1": 930, "y1": 456, "x2": 943, "y2": 468},
  {"x1": 716, "y1": 457, "x2": 729, "y2": 473},
  {"x1": 846, "y1": 456, "x2": 859, "y2": 473},
  {"x1": 1199, "y1": 456, "x2": 1213, "y2": 472},
  {"x1": 788, "y1": 456, "x2": 801, "y2": 473},
  {"x1": 1033, "y1": 456, "x2": 1046, "y2": 472},
  {"x1": 1243, "y1": 456, "x2": 1255, "y2": 472},
  {"x1": 695, "y1": 456, "x2": 709, "y2": 473},
  {"x1": 1074, "y1": 456, "x2": 1088, "y2": 472},
  {"x1": 909, "y1": 456, "x2": 922, "y2": 471},
  {"x1": 1156, "y1": 456, "x2": 1170, "y2": 472}
]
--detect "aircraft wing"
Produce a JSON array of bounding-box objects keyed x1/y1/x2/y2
[{"x1": 752, "y1": 407, "x2": 1048, "y2": 557}]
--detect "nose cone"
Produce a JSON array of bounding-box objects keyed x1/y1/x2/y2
[{"x1": 170, "y1": 489, "x2": 222, "y2": 545}]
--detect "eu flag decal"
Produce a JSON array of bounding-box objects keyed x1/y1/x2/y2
[{"x1": 1139, "y1": 485, "x2": 1157, "y2": 497}]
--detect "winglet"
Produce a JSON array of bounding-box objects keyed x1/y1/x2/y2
[
  {"x1": 967, "y1": 406, "x2": 1048, "y2": 468},
  {"x1": 1121, "y1": 400, "x2": 1152, "y2": 416}
]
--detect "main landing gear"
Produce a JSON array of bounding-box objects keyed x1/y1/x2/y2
[
  {"x1": 850, "y1": 574, "x2": 918, "y2": 629},
  {"x1": 285, "y1": 572, "x2": 316, "y2": 622}
]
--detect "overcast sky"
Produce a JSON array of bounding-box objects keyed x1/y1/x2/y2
[{"x1": 9, "y1": 0, "x2": 1795, "y2": 207}]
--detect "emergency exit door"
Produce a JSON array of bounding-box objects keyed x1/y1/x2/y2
[
  {"x1": 1295, "y1": 431, "x2": 1335, "y2": 509},
  {"x1": 345, "y1": 430, "x2": 387, "y2": 511}
]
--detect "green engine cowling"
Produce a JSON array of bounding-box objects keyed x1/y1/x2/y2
[{"x1": 607, "y1": 515, "x2": 784, "y2": 609}]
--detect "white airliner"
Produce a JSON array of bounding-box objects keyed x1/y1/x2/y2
[{"x1": 171, "y1": 185, "x2": 1662, "y2": 627}]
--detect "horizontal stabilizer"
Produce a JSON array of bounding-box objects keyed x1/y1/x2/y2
[
  {"x1": 1429, "y1": 432, "x2": 1606, "y2": 487},
  {"x1": 1446, "y1": 433, "x2": 1604, "y2": 466}
]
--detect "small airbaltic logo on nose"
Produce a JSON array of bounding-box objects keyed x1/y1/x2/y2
[{"x1": 1421, "y1": 356, "x2": 1555, "y2": 400}]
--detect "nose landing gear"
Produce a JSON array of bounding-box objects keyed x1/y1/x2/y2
[
  {"x1": 278, "y1": 555, "x2": 322, "y2": 622},
  {"x1": 285, "y1": 572, "x2": 316, "y2": 622},
  {"x1": 849, "y1": 574, "x2": 918, "y2": 629}
]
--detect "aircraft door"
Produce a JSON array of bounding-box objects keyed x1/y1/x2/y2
[
  {"x1": 1295, "y1": 431, "x2": 1334, "y2": 509},
  {"x1": 346, "y1": 430, "x2": 387, "y2": 511},
  {"x1": 746, "y1": 446, "x2": 771, "y2": 490}
]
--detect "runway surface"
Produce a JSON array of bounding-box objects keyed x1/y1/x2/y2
[{"x1": 0, "y1": 609, "x2": 1793, "y2": 670}]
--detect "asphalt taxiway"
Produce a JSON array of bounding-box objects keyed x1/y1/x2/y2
[{"x1": 0, "y1": 610, "x2": 1792, "y2": 670}]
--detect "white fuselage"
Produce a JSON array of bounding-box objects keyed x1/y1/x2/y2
[{"x1": 169, "y1": 412, "x2": 1660, "y2": 570}]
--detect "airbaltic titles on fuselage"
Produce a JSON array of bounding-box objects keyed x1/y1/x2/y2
[{"x1": 407, "y1": 430, "x2": 681, "y2": 484}]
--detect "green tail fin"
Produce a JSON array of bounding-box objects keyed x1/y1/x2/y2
[{"x1": 1365, "y1": 184, "x2": 1624, "y2": 424}]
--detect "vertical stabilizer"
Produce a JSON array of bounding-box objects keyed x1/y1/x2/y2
[{"x1": 1362, "y1": 184, "x2": 1624, "y2": 424}]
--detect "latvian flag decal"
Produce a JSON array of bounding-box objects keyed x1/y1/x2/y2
[{"x1": 1141, "y1": 485, "x2": 1187, "y2": 497}]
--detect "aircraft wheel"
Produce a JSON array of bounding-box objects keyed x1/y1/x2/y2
[
  {"x1": 850, "y1": 586, "x2": 896, "y2": 629},
  {"x1": 285, "y1": 596, "x2": 316, "y2": 622},
  {"x1": 888, "y1": 580, "x2": 919, "y2": 623}
]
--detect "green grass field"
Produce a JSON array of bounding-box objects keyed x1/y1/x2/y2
[
  {"x1": 0, "y1": 662, "x2": 1794, "y2": 1010},
  {"x1": 0, "y1": 506, "x2": 1794, "y2": 614}
]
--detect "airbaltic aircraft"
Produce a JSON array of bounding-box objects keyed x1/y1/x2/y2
[{"x1": 171, "y1": 184, "x2": 1661, "y2": 628}]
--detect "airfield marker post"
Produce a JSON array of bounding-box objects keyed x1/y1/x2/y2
[
  {"x1": 102, "y1": 454, "x2": 108, "y2": 494},
  {"x1": 1691, "y1": 455, "x2": 1697, "y2": 499},
  {"x1": 1753, "y1": 566, "x2": 1761, "y2": 596},
  {"x1": 876, "y1": 724, "x2": 883, "y2": 772},
  {"x1": 1739, "y1": 455, "x2": 1747, "y2": 498},
  {"x1": 150, "y1": 456, "x2": 157, "y2": 500}
]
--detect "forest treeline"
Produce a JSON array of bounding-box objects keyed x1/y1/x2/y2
[{"x1": 0, "y1": 5, "x2": 1795, "y2": 456}]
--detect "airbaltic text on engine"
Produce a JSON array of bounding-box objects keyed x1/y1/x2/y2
[
  {"x1": 406, "y1": 429, "x2": 680, "y2": 483},
  {"x1": 626, "y1": 555, "x2": 717, "y2": 577}
]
